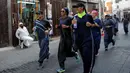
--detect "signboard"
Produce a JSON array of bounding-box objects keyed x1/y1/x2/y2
[
  {"x1": 25, "y1": 0, "x2": 34, "y2": 2},
  {"x1": 78, "y1": 0, "x2": 87, "y2": 2},
  {"x1": 88, "y1": 0, "x2": 99, "y2": 3},
  {"x1": 17, "y1": 1, "x2": 35, "y2": 4}
]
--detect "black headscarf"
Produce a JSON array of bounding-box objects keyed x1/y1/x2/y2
[{"x1": 63, "y1": 7, "x2": 69, "y2": 16}]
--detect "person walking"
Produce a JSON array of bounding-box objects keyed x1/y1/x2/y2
[
  {"x1": 123, "y1": 17, "x2": 129, "y2": 35},
  {"x1": 33, "y1": 11, "x2": 51, "y2": 69},
  {"x1": 113, "y1": 14, "x2": 119, "y2": 36},
  {"x1": 91, "y1": 10, "x2": 102, "y2": 56},
  {"x1": 72, "y1": 3, "x2": 95, "y2": 73},
  {"x1": 103, "y1": 15, "x2": 115, "y2": 51},
  {"x1": 56, "y1": 7, "x2": 80, "y2": 73}
]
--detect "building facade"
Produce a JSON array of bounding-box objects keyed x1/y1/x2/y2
[
  {"x1": 0, "y1": 0, "x2": 103, "y2": 48},
  {"x1": 0, "y1": 0, "x2": 9, "y2": 47},
  {"x1": 0, "y1": 0, "x2": 68, "y2": 48},
  {"x1": 87, "y1": 0, "x2": 99, "y2": 12},
  {"x1": 50, "y1": 0, "x2": 67, "y2": 35},
  {"x1": 112, "y1": 0, "x2": 130, "y2": 20},
  {"x1": 0, "y1": 0, "x2": 44, "y2": 47},
  {"x1": 104, "y1": 1, "x2": 112, "y2": 15}
]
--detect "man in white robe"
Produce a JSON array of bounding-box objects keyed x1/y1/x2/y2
[{"x1": 16, "y1": 22, "x2": 33, "y2": 48}]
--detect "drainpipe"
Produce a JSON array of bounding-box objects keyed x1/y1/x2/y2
[
  {"x1": 86, "y1": 0, "x2": 89, "y2": 12},
  {"x1": 67, "y1": 0, "x2": 72, "y2": 11},
  {"x1": 20, "y1": 0, "x2": 22, "y2": 19},
  {"x1": 7, "y1": 0, "x2": 12, "y2": 46},
  {"x1": 99, "y1": 0, "x2": 101, "y2": 19}
]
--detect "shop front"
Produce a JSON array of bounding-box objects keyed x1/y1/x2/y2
[
  {"x1": 12, "y1": 0, "x2": 41, "y2": 46},
  {"x1": 123, "y1": 8, "x2": 130, "y2": 21},
  {"x1": 17, "y1": 0, "x2": 40, "y2": 33}
]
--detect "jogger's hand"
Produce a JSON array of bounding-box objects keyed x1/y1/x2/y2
[
  {"x1": 62, "y1": 24, "x2": 69, "y2": 28},
  {"x1": 45, "y1": 30, "x2": 49, "y2": 35},
  {"x1": 72, "y1": 19, "x2": 77, "y2": 24},
  {"x1": 86, "y1": 22, "x2": 92, "y2": 27}
]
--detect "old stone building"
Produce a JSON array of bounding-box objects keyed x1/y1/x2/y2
[
  {"x1": 0, "y1": 0, "x2": 9, "y2": 47},
  {"x1": 0, "y1": 0, "x2": 67, "y2": 47},
  {"x1": 0, "y1": 0, "x2": 102, "y2": 48},
  {"x1": 113, "y1": 0, "x2": 130, "y2": 20}
]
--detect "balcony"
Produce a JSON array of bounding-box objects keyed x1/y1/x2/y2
[
  {"x1": 72, "y1": 0, "x2": 87, "y2": 3},
  {"x1": 115, "y1": 0, "x2": 122, "y2": 3},
  {"x1": 87, "y1": 0, "x2": 99, "y2": 4},
  {"x1": 72, "y1": 0, "x2": 99, "y2": 4}
]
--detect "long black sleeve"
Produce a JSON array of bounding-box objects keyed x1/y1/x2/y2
[{"x1": 87, "y1": 14, "x2": 95, "y2": 24}]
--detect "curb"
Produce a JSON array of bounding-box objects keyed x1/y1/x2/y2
[{"x1": 0, "y1": 37, "x2": 60, "y2": 52}]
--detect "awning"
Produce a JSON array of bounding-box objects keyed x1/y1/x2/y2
[
  {"x1": 123, "y1": 8, "x2": 130, "y2": 11},
  {"x1": 17, "y1": 1, "x2": 35, "y2": 4},
  {"x1": 72, "y1": 0, "x2": 87, "y2": 3}
]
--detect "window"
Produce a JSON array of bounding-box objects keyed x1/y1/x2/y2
[{"x1": 115, "y1": 0, "x2": 122, "y2": 3}]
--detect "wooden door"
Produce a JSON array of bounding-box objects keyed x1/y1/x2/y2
[
  {"x1": 11, "y1": 0, "x2": 19, "y2": 46},
  {"x1": 51, "y1": 0, "x2": 67, "y2": 36}
]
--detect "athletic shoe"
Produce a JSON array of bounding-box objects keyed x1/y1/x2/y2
[
  {"x1": 95, "y1": 53, "x2": 99, "y2": 56},
  {"x1": 75, "y1": 52, "x2": 80, "y2": 63},
  {"x1": 56, "y1": 68, "x2": 65, "y2": 73},
  {"x1": 105, "y1": 48, "x2": 108, "y2": 51},
  {"x1": 37, "y1": 63, "x2": 43, "y2": 70}
]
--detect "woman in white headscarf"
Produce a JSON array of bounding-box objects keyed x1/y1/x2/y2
[{"x1": 15, "y1": 22, "x2": 33, "y2": 48}]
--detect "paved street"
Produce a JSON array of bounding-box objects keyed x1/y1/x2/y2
[{"x1": 0, "y1": 23, "x2": 130, "y2": 73}]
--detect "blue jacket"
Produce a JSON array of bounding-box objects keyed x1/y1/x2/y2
[
  {"x1": 92, "y1": 18, "x2": 102, "y2": 38},
  {"x1": 103, "y1": 18, "x2": 115, "y2": 37},
  {"x1": 34, "y1": 19, "x2": 51, "y2": 40}
]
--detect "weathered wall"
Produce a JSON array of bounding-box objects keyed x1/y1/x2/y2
[
  {"x1": 0, "y1": 0, "x2": 9, "y2": 47},
  {"x1": 51, "y1": 0, "x2": 67, "y2": 35},
  {"x1": 11, "y1": 0, "x2": 19, "y2": 47}
]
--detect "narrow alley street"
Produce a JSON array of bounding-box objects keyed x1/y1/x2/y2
[{"x1": 0, "y1": 23, "x2": 130, "y2": 73}]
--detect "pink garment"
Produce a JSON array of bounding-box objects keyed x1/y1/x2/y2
[{"x1": 91, "y1": 10, "x2": 98, "y2": 16}]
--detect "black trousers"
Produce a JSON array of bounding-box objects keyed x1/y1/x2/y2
[
  {"x1": 78, "y1": 41, "x2": 95, "y2": 73},
  {"x1": 58, "y1": 37, "x2": 76, "y2": 69},
  {"x1": 123, "y1": 24, "x2": 128, "y2": 34},
  {"x1": 114, "y1": 28, "x2": 118, "y2": 36},
  {"x1": 104, "y1": 35, "x2": 115, "y2": 48},
  {"x1": 38, "y1": 37, "x2": 49, "y2": 64},
  {"x1": 94, "y1": 35, "x2": 101, "y2": 55}
]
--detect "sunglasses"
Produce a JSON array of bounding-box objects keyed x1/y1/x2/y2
[{"x1": 61, "y1": 10, "x2": 65, "y2": 12}]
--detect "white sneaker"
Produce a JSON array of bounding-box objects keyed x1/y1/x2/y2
[{"x1": 95, "y1": 53, "x2": 99, "y2": 56}]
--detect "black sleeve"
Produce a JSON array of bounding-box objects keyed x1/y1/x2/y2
[
  {"x1": 65, "y1": 17, "x2": 73, "y2": 26},
  {"x1": 57, "y1": 18, "x2": 61, "y2": 29},
  {"x1": 68, "y1": 17, "x2": 73, "y2": 26},
  {"x1": 87, "y1": 14, "x2": 95, "y2": 24},
  {"x1": 45, "y1": 20, "x2": 51, "y2": 29}
]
